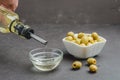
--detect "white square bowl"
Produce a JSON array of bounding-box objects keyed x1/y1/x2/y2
[{"x1": 62, "y1": 34, "x2": 107, "y2": 59}]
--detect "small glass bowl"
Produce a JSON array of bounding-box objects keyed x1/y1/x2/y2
[{"x1": 29, "y1": 48, "x2": 63, "y2": 71}]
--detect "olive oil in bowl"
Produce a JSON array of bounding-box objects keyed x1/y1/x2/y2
[{"x1": 29, "y1": 48, "x2": 63, "y2": 71}]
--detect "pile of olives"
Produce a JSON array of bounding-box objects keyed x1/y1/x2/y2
[
  {"x1": 65, "y1": 32, "x2": 103, "y2": 46},
  {"x1": 72, "y1": 58, "x2": 98, "y2": 73}
]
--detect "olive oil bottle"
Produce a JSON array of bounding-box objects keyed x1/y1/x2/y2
[{"x1": 0, "y1": 6, "x2": 47, "y2": 45}]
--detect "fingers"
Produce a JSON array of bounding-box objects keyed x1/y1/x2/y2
[
  {"x1": 12, "y1": 0, "x2": 18, "y2": 11},
  {"x1": 0, "y1": 0, "x2": 19, "y2": 11}
]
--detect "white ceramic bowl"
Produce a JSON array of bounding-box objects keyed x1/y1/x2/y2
[{"x1": 62, "y1": 34, "x2": 107, "y2": 59}]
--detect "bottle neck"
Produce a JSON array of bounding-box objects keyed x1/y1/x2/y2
[{"x1": 9, "y1": 20, "x2": 34, "y2": 39}]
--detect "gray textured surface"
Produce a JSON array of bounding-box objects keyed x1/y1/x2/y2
[
  {"x1": 0, "y1": 24, "x2": 120, "y2": 80},
  {"x1": 16, "y1": 0, "x2": 120, "y2": 24},
  {"x1": 0, "y1": 0, "x2": 120, "y2": 79}
]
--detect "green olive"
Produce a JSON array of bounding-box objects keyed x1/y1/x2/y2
[
  {"x1": 65, "y1": 36, "x2": 73, "y2": 41},
  {"x1": 97, "y1": 38, "x2": 104, "y2": 42},
  {"x1": 94, "y1": 40, "x2": 98, "y2": 43},
  {"x1": 71, "y1": 40, "x2": 76, "y2": 43},
  {"x1": 87, "y1": 42, "x2": 92, "y2": 46},
  {"x1": 80, "y1": 43, "x2": 86, "y2": 46},
  {"x1": 81, "y1": 36, "x2": 89, "y2": 45},
  {"x1": 88, "y1": 36, "x2": 94, "y2": 43},
  {"x1": 67, "y1": 31, "x2": 74, "y2": 37},
  {"x1": 75, "y1": 39, "x2": 81, "y2": 44},
  {"x1": 73, "y1": 35, "x2": 78, "y2": 40},
  {"x1": 78, "y1": 32, "x2": 84, "y2": 39},
  {"x1": 90, "y1": 40, "x2": 95, "y2": 44},
  {"x1": 72, "y1": 61, "x2": 82, "y2": 69},
  {"x1": 89, "y1": 65, "x2": 98, "y2": 72},
  {"x1": 92, "y1": 32, "x2": 99, "y2": 40},
  {"x1": 87, "y1": 58, "x2": 97, "y2": 65}
]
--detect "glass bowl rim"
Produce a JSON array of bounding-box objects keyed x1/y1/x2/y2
[{"x1": 29, "y1": 48, "x2": 63, "y2": 61}]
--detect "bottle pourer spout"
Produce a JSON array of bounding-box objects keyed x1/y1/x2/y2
[{"x1": 30, "y1": 33, "x2": 48, "y2": 45}]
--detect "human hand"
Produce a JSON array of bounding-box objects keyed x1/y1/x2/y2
[{"x1": 0, "y1": 0, "x2": 18, "y2": 11}]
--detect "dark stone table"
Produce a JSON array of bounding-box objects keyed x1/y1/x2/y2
[{"x1": 0, "y1": 24, "x2": 120, "y2": 80}]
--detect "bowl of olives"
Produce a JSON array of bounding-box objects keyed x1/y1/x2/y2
[{"x1": 62, "y1": 32, "x2": 106, "y2": 59}]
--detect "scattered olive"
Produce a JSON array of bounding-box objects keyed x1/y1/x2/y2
[
  {"x1": 89, "y1": 65, "x2": 98, "y2": 72},
  {"x1": 87, "y1": 58, "x2": 97, "y2": 65},
  {"x1": 72, "y1": 61, "x2": 82, "y2": 69}
]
